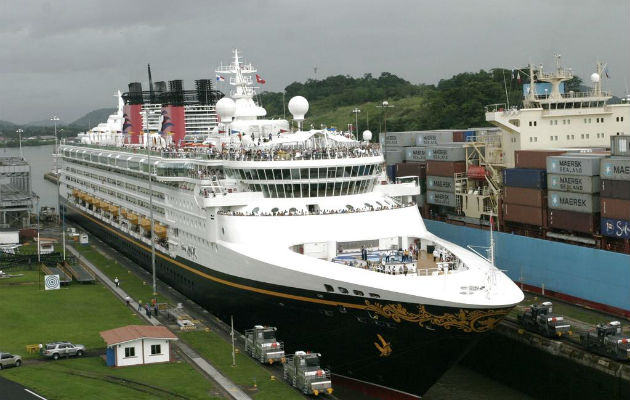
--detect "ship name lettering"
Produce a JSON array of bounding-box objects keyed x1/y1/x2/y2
[
  {"x1": 559, "y1": 197, "x2": 586, "y2": 207},
  {"x1": 613, "y1": 165, "x2": 630, "y2": 175}
]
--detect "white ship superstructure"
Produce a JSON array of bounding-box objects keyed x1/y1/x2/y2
[
  {"x1": 486, "y1": 55, "x2": 629, "y2": 167},
  {"x1": 59, "y1": 50, "x2": 523, "y2": 398}
]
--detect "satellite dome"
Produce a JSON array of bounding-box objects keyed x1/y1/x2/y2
[
  {"x1": 590, "y1": 73, "x2": 600, "y2": 83},
  {"x1": 362, "y1": 130, "x2": 373, "y2": 142},
  {"x1": 216, "y1": 97, "x2": 236, "y2": 122},
  {"x1": 288, "y1": 96, "x2": 309, "y2": 121}
]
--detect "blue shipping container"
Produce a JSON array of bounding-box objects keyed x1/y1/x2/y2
[
  {"x1": 601, "y1": 217, "x2": 630, "y2": 240},
  {"x1": 503, "y1": 168, "x2": 547, "y2": 189}
]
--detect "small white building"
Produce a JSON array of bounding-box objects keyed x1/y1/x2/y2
[{"x1": 100, "y1": 325, "x2": 178, "y2": 367}]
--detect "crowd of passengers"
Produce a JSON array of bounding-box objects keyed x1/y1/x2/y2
[
  {"x1": 216, "y1": 202, "x2": 415, "y2": 216},
  {"x1": 337, "y1": 245, "x2": 460, "y2": 275},
  {"x1": 150, "y1": 141, "x2": 380, "y2": 162}
]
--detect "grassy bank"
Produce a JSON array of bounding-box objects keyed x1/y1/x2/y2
[
  {"x1": 180, "y1": 331, "x2": 302, "y2": 400},
  {"x1": 0, "y1": 270, "x2": 141, "y2": 356},
  {"x1": 2, "y1": 357, "x2": 219, "y2": 400},
  {"x1": 0, "y1": 268, "x2": 220, "y2": 399}
]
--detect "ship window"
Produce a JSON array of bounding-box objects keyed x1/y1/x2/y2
[
  {"x1": 324, "y1": 284, "x2": 334, "y2": 292},
  {"x1": 353, "y1": 290, "x2": 364, "y2": 296},
  {"x1": 300, "y1": 168, "x2": 309, "y2": 179},
  {"x1": 368, "y1": 293, "x2": 381, "y2": 298},
  {"x1": 309, "y1": 168, "x2": 319, "y2": 179},
  {"x1": 274, "y1": 169, "x2": 282, "y2": 179},
  {"x1": 282, "y1": 169, "x2": 290, "y2": 179},
  {"x1": 528, "y1": 121, "x2": 532, "y2": 126},
  {"x1": 338, "y1": 287, "x2": 349, "y2": 294},
  {"x1": 291, "y1": 169, "x2": 300, "y2": 179}
]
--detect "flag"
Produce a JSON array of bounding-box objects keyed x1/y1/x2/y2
[
  {"x1": 517, "y1": 72, "x2": 521, "y2": 84},
  {"x1": 256, "y1": 74, "x2": 266, "y2": 84},
  {"x1": 216, "y1": 75, "x2": 225, "y2": 82},
  {"x1": 490, "y1": 216, "x2": 494, "y2": 227},
  {"x1": 604, "y1": 66, "x2": 610, "y2": 78}
]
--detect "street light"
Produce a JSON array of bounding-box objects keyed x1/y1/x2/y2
[
  {"x1": 352, "y1": 108, "x2": 361, "y2": 140},
  {"x1": 50, "y1": 116, "x2": 60, "y2": 155},
  {"x1": 376, "y1": 101, "x2": 394, "y2": 135},
  {"x1": 16, "y1": 129, "x2": 23, "y2": 159}
]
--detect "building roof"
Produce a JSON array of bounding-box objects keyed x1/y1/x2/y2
[{"x1": 100, "y1": 325, "x2": 178, "y2": 346}]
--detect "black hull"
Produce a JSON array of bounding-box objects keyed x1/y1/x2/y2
[{"x1": 64, "y1": 199, "x2": 509, "y2": 398}]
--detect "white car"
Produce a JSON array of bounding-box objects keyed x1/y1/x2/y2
[{"x1": 0, "y1": 352, "x2": 22, "y2": 368}]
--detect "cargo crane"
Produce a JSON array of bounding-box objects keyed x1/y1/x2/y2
[
  {"x1": 518, "y1": 301, "x2": 571, "y2": 338},
  {"x1": 580, "y1": 321, "x2": 630, "y2": 361}
]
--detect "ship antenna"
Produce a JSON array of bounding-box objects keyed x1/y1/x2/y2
[
  {"x1": 502, "y1": 69, "x2": 510, "y2": 109},
  {"x1": 148, "y1": 64, "x2": 155, "y2": 103}
]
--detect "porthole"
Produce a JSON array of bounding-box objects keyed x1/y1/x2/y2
[
  {"x1": 353, "y1": 290, "x2": 365, "y2": 296},
  {"x1": 324, "y1": 284, "x2": 334, "y2": 292},
  {"x1": 369, "y1": 293, "x2": 381, "y2": 299},
  {"x1": 338, "y1": 287, "x2": 349, "y2": 294}
]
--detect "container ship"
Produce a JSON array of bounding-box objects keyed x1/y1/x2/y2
[
  {"x1": 382, "y1": 56, "x2": 630, "y2": 318},
  {"x1": 58, "y1": 50, "x2": 523, "y2": 399}
]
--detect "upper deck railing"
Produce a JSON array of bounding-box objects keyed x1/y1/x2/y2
[{"x1": 65, "y1": 142, "x2": 382, "y2": 163}]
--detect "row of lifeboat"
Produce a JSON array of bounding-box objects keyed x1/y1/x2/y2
[{"x1": 72, "y1": 189, "x2": 167, "y2": 239}]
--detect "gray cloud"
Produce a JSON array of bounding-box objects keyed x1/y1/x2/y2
[{"x1": 1, "y1": 0, "x2": 628, "y2": 124}]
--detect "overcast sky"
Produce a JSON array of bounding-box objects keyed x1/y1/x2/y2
[{"x1": 1, "y1": 0, "x2": 628, "y2": 124}]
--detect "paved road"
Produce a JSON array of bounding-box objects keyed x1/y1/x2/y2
[{"x1": 0, "y1": 376, "x2": 47, "y2": 400}]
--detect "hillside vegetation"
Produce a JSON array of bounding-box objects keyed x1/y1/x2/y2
[{"x1": 260, "y1": 70, "x2": 584, "y2": 136}]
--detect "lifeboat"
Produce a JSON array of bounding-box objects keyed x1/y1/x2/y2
[
  {"x1": 154, "y1": 224, "x2": 167, "y2": 239},
  {"x1": 121, "y1": 209, "x2": 128, "y2": 218},
  {"x1": 109, "y1": 205, "x2": 119, "y2": 216},
  {"x1": 140, "y1": 217, "x2": 151, "y2": 230},
  {"x1": 127, "y1": 213, "x2": 138, "y2": 225}
]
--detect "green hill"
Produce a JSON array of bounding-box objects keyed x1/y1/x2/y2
[
  {"x1": 259, "y1": 70, "x2": 584, "y2": 137},
  {"x1": 71, "y1": 108, "x2": 117, "y2": 129}
]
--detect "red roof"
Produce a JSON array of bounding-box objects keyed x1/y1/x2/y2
[{"x1": 100, "y1": 325, "x2": 177, "y2": 346}]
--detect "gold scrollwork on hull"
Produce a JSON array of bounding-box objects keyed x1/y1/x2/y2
[{"x1": 364, "y1": 300, "x2": 510, "y2": 333}]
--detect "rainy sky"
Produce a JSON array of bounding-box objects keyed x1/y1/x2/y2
[{"x1": 1, "y1": 0, "x2": 628, "y2": 124}]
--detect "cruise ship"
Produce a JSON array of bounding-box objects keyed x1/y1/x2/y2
[{"x1": 59, "y1": 50, "x2": 524, "y2": 398}]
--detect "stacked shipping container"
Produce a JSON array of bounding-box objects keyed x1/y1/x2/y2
[
  {"x1": 426, "y1": 143, "x2": 466, "y2": 209},
  {"x1": 500, "y1": 150, "x2": 558, "y2": 227},
  {"x1": 599, "y1": 137, "x2": 630, "y2": 242},
  {"x1": 546, "y1": 155, "x2": 603, "y2": 234}
]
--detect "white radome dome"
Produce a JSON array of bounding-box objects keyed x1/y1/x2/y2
[
  {"x1": 288, "y1": 96, "x2": 309, "y2": 121},
  {"x1": 216, "y1": 97, "x2": 236, "y2": 122},
  {"x1": 590, "y1": 73, "x2": 600, "y2": 83},
  {"x1": 362, "y1": 130, "x2": 373, "y2": 142}
]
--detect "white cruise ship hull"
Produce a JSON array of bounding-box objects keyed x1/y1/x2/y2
[{"x1": 63, "y1": 197, "x2": 512, "y2": 398}]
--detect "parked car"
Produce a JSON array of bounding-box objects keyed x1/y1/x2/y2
[
  {"x1": 40, "y1": 342, "x2": 85, "y2": 360},
  {"x1": 0, "y1": 352, "x2": 22, "y2": 369}
]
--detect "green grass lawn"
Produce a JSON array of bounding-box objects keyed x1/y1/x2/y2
[
  {"x1": 180, "y1": 331, "x2": 303, "y2": 400},
  {"x1": 71, "y1": 243, "x2": 168, "y2": 306},
  {"x1": 0, "y1": 270, "x2": 142, "y2": 358},
  {"x1": 2, "y1": 357, "x2": 220, "y2": 400}
]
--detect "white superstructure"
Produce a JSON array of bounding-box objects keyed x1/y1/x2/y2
[{"x1": 486, "y1": 55, "x2": 629, "y2": 167}]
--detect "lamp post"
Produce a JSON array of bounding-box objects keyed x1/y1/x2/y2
[
  {"x1": 50, "y1": 116, "x2": 60, "y2": 155},
  {"x1": 352, "y1": 108, "x2": 361, "y2": 140},
  {"x1": 376, "y1": 101, "x2": 394, "y2": 135},
  {"x1": 16, "y1": 129, "x2": 23, "y2": 159},
  {"x1": 145, "y1": 108, "x2": 157, "y2": 301}
]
